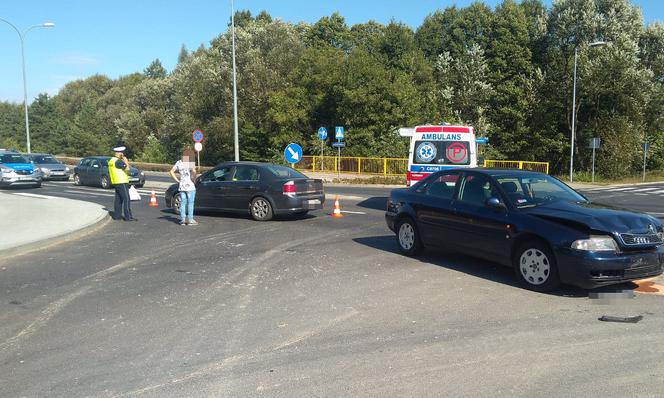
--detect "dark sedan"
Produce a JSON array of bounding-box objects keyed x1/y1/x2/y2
[
  {"x1": 165, "y1": 162, "x2": 325, "y2": 221},
  {"x1": 386, "y1": 169, "x2": 664, "y2": 291},
  {"x1": 73, "y1": 156, "x2": 146, "y2": 188}
]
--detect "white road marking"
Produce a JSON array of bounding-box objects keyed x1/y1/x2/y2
[
  {"x1": 63, "y1": 190, "x2": 115, "y2": 197},
  {"x1": 325, "y1": 194, "x2": 367, "y2": 201},
  {"x1": 11, "y1": 192, "x2": 57, "y2": 199},
  {"x1": 340, "y1": 210, "x2": 367, "y2": 215},
  {"x1": 630, "y1": 187, "x2": 660, "y2": 192}
]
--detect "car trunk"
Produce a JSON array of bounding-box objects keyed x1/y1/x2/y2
[{"x1": 283, "y1": 178, "x2": 324, "y2": 199}]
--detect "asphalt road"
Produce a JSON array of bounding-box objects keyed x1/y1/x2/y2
[{"x1": 2, "y1": 179, "x2": 664, "y2": 397}]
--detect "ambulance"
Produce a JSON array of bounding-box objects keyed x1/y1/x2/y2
[{"x1": 399, "y1": 124, "x2": 478, "y2": 186}]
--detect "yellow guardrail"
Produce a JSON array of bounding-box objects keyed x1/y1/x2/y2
[
  {"x1": 296, "y1": 156, "x2": 549, "y2": 176},
  {"x1": 297, "y1": 156, "x2": 408, "y2": 176},
  {"x1": 483, "y1": 160, "x2": 549, "y2": 174}
]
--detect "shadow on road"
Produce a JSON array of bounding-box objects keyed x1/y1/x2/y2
[
  {"x1": 353, "y1": 234, "x2": 595, "y2": 298},
  {"x1": 356, "y1": 196, "x2": 387, "y2": 211}
]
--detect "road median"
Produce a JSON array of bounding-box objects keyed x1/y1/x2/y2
[{"x1": 0, "y1": 191, "x2": 110, "y2": 259}]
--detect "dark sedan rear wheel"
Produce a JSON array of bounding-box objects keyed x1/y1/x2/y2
[
  {"x1": 513, "y1": 240, "x2": 561, "y2": 292},
  {"x1": 396, "y1": 218, "x2": 422, "y2": 256},
  {"x1": 100, "y1": 175, "x2": 110, "y2": 189},
  {"x1": 172, "y1": 192, "x2": 181, "y2": 213},
  {"x1": 250, "y1": 197, "x2": 273, "y2": 221}
]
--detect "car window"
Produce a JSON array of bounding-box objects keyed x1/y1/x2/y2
[
  {"x1": 264, "y1": 164, "x2": 307, "y2": 179},
  {"x1": 0, "y1": 154, "x2": 28, "y2": 163},
  {"x1": 91, "y1": 160, "x2": 101, "y2": 168},
  {"x1": 80, "y1": 158, "x2": 91, "y2": 167},
  {"x1": 233, "y1": 165, "x2": 259, "y2": 181},
  {"x1": 458, "y1": 174, "x2": 494, "y2": 206},
  {"x1": 33, "y1": 155, "x2": 58, "y2": 164},
  {"x1": 424, "y1": 173, "x2": 459, "y2": 199},
  {"x1": 202, "y1": 166, "x2": 235, "y2": 182},
  {"x1": 495, "y1": 175, "x2": 587, "y2": 207}
]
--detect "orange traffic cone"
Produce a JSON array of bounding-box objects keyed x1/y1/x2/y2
[
  {"x1": 331, "y1": 195, "x2": 343, "y2": 218},
  {"x1": 149, "y1": 190, "x2": 159, "y2": 207}
]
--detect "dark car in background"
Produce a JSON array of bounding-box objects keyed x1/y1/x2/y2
[
  {"x1": 0, "y1": 150, "x2": 41, "y2": 188},
  {"x1": 73, "y1": 156, "x2": 146, "y2": 188},
  {"x1": 25, "y1": 153, "x2": 71, "y2": 181},
  {"x1": 165, "y1": 162, "x2": 325, "y2": 221},
  {"x1": 386, "y1": 168, "x2": 664, "y2": 292}
]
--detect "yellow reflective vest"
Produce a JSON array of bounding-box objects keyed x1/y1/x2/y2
[{"x1": 108, "y1": 156, "x2": 129, "y2": 185}]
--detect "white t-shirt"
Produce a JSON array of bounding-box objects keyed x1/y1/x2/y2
[{"x1": 172, "y1": 160, "x2": 196, "y2": 192}]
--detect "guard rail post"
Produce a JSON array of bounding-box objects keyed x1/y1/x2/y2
[
  {"x1": 383, "y1": 158, "x2": 387, "y2": 176},
  {"x1": 358, "y1": 158, "x2": 361, "y2": 175}
]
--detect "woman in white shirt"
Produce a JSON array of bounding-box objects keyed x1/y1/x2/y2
[{"x1": 170, "y1": 149, "x2": 198, "y2": 225}]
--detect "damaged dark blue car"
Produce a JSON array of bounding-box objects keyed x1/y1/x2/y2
[{"x1": 385, "y1": 169, "x2": 664, "y2": 292}]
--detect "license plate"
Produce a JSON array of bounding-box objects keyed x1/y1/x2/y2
[
  {"x1": 307, "y1": 199, "x2": 321, "y2": 205},
  {"x1": 129, "y1": 178, "x2": 139, "y2": 182},
  {"x1": 19, "y1": 177, "x2": 35, "y2": 181},
  {"x1": 51, "y1": 172, "x2": 64, "y2": 175}
]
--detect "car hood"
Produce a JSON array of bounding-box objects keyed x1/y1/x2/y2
[
  {"x1": 522, "y1": 200, "x2": 660, "y2": 234},
  {"x1": 1, "y1": 163, "x2": 33, "y2": 171}
]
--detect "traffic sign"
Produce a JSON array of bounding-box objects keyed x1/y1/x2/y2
[
  {"x1": 475, "y1": 137, "x2": 489, "y2": 144},
  {"x1": 318, "y1": 127, "x2": 327, "y2": 140},
  {"x1": 335, "y1": 126, "x2": 344, "y2": 140},
  {"x1": 284, "y1": 143, "x2": 303, "y2": 164},
  {"x1": 332, "y1": 142, "x2": 346, "y2": 148},
  {"x1": 192, "y1": 129, "x2": 204, "y2": 143},
  {"x1": 642, "y1": 142, "x2": 651, "y2": 151},
  {"x1": 589, "y1": 137, "x2": 601, "y2": 149},
  {"x1": 194, "y1": 142, "x2": 203, "y2": 152}
]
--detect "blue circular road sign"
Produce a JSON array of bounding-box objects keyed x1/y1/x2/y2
[
  {"x1": 192, "y1": 129, "x2": 204, "y2": 143},
  {"x1": 284, "y1": 143, "x2": 303, "y2": 164},
  {"x1": 318, "y1": 127, "x2": 327, "y2": 140}
]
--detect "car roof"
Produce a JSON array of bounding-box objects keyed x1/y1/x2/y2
[
  {"x1": 459, "y1": 168, "x2": 546, "y2": 177},
  {"x1": 215, "y1": 161, "x2": 284, "y2": 167},
  {"x1": 83, "y1": 156, "x2": 111, "y2": 160}
]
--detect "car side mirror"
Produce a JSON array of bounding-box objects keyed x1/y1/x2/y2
[{"x1": 486, "y1": 197, "x2": 506, "y2": 210}]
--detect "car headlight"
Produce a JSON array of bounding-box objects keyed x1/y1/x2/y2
[
  {"x1": 571, "y1": 235, "x2": 618, "y2": 251},
  {"x1": 1, "y1": 167, "x2": 15, "y2": 175},
  {"x1": 140, "y1": 171, "x2": 145, "y2": 176},
  {"x1": 65, "y1": 166, "x2": 70, "y2": 172}
]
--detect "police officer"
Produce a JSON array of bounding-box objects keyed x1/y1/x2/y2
[{"x1": 108, "y1": 146, "x2": 137, "y2": 221}]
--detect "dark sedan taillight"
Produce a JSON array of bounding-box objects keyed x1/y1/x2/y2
[{"x1": 283, "y1": 180, "x2": 296, "y2": 196}]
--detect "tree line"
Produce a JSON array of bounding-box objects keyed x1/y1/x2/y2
[{"x1": 1, "y1": 0, "x2": 663, "y2": 178}]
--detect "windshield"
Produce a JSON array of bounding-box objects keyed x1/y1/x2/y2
[
  {"x1": 0, "y1": 154, "x2": 29, "y2": 164},
  {"x1": 32, "y1": 155, "x2": 58, "y2": 164},
  {"x1": 496, "y1": 175, "x2": 587, "y2": 207},
  {"x1": 412, "y1": 140, "x2": 470, "y2": 165},
  {"x1": 265, "y1": 165, "x2": 307, "y2": 179}
]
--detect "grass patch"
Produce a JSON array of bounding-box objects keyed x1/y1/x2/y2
[{"x1": 329, "y1": 175, "x2": 406, "y2": 185}]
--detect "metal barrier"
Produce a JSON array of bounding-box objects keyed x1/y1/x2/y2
[
  {"x1": 297, "y1": 156, "x2": 550, "y2": 176},
  {"x1": 483, "y1": 160, "x2": 549, "y2": 174},
  {"x1": 297, "y1": 156, "x2": 408, "y2": 176}
]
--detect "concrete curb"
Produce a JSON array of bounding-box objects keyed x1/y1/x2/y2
[{"x1": 0, "y1": 208, "x2": 111, "y2": 261}]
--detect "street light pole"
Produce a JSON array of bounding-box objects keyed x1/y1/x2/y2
[
  {"x1": 569, "y1": 41, "x2": 607, "y2": 183},
  {"x1": 230, "y1": 0, "x2": 239, "y2": 162},
  {"x1": 0, "y1": 18, "x2": 54, "y2": 154}
]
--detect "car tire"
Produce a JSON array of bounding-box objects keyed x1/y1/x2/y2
[
  {"x1": 172, "y1": 192, "x2": 181, "y2": 213},
  {"x1": 396, "y1": 217, "x2": 423, "y2": 256},
  {"x1": 250, "y1": 197, "x2": 273, "y2": 221},
  {"x1": 73, "y1": 174, "x2": 81, "y2": 185},
  {"x1": 135, "y1": 184, "x2": 144, "y2": 189},
  {"x1": 100, "y1": 175, "x2": 110, "y2": 189},
  {"x1": 513, "y1": 240, "x2": 561, "y2": 292}
]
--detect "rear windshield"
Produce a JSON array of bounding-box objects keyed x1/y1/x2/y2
[
  {"x1": 265, "y1": 165, "x2": 307, "y2": 179},
  {"x1": 32, "y1": 155, "x2": 58, "y2": 164},
  {"x1": 0, "y1": 154, "x2": 28, "y2": 164},
  {"x1": 412, "y1": 140, "x2": 470, "y2": 165}
]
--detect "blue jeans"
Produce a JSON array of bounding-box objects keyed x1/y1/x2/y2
[{"x1": 179, "y1": 190, "x2": 196, "y2": 220}]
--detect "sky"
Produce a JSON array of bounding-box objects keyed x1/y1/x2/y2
[{"x1": 1, "y1": 0, "x2": 663, "y2": 103}]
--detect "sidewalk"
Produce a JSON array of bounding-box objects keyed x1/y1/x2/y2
[{"x1": 0, "y1": 191, "x2": 109, "y2": 256}]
